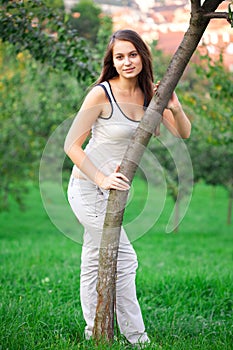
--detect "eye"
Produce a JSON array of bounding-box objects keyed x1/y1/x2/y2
[
  {"x1": 130, "y1": 52, "x2": 138, "y2": 57},
  {"x1": 115, "y1": 55, "x2": 123, "y2": 60}
]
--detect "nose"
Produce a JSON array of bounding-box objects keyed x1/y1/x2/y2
[{"x1": 124, "y1": 56, "x2": 131, "y2": 65}]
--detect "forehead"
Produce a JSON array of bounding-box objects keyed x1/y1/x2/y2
[{"x1": 112, "y1": 40, "x2": 137, "y2": 54}]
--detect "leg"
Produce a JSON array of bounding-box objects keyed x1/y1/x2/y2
[
  {"x1": 80, "y1": 229, "x2": 150, "y2": 344},
  {"x1": 80, "y1": 243, "x2": 99, "y2": 340},
  {"x1": 67, "y1": 177, "x2": 149, "y2": 344},
  {"x1": 116, "y1": 229, "x2": 150, "y2": 345},
  {"x1": 68, "y1": 177, "x2": 106, "y2": 338}
]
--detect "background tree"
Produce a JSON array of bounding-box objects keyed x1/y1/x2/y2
[
  {"x1": 0, "y1": 42, "x2": 81, "y2": 209},
  {"x1": 68, "y1": 0, "x2": 102, "y2": 45},
  {"x1": 180, "y1": 53, "x2": 233, "y2": 224},
  {"x1": 0, "y1": 0, "x2": 112, "y2": 209},
  {"x1": 189, "y1": 134, "x2": 233, "y2": 224},
  {"x1": 151, "y1": 40, "x2": 170, "y2": 81},
  {"x1": 186, "y1": 53, "x2": 233, "y2": 145},
  {"x1": 43, "y1": 0, "x2": 64, "y2": 9},
  {"x1": 148, "y1": 133, "x2": 193, "y2": 233},
  {"x1": 0, "y1": 0, "x2": 97, "y2": 83},
  {"x1": 148, "y1": 52, "x2": 233, "y2": 230},
  {"x1": 96, "y1": 15, "x2": 113, "y2": 56}
]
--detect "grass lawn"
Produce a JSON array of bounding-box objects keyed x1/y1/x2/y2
[{"x1": 0, "y1": 178, "x2": 232, "y2": 349}]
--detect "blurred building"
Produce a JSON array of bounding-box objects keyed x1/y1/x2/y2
[{"x1": 63, "y1": 0, "x2": 233, "y2": 70}]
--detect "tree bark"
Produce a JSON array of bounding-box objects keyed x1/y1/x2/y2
[
  {"x1": 174, "y1": 198, "x2": 180, "y2": 233},
  {"x1": 227, "y1": 185, "x2": 233, "y2": 225},
  {"x1": 93, "y1": 0, "x2": 225, "y2": 342}
]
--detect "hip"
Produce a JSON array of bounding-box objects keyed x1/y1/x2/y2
[{"x1": 67, "y1": 176, "x2": 109, "y2": 218}]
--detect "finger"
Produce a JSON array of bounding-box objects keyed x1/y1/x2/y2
[
  {"x1": 111, "y1": 184, "x2": 129, "y2": 191},
  {"x1": 111, "y1": 179, "x2": 130, "y2": 190},
  {"x1": 118, "y1": 182, "x2": 130, "y2": 190},
  {"x1": 115, "y1": 172, "x2": 130, "y2": 183},
  {"x1": 112, "y1": 180, "x2": 129, "y2": 189}
]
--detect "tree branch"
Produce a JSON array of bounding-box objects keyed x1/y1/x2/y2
[{"x1": 203, "y1": 11, "x2": 230, "y2": 21}]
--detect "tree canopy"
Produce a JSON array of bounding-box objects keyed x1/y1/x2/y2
[
  {"x1": 68, "y1": 0, "x2": 102, "y2": 45},
  {"x1": 0, "y1": 0, "x2": 97, "y2": 83}
]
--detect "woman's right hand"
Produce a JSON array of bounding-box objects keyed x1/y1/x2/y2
[{"x1": 99, "y1": 166, "x2": 130, "y2": 191}]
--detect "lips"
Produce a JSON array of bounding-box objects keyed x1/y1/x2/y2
[{"x1": 123, "y1": 67, "x2": 135, "y2": 72}]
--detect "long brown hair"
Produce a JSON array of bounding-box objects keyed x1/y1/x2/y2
[{"x1": 95, "y1": 29, "x2": 154, "y2": 106}]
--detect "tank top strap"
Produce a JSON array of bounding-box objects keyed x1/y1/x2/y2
[
  {"x1": 98, "y1": 81, "x2": 148, "y2": 109},
  {"x1": 97, "y1": 81, "x2": 114, "y2": 104}
]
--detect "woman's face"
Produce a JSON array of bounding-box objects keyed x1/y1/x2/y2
[{"x1": 112, "y1": 40, "x2": 143, "y2": 79}]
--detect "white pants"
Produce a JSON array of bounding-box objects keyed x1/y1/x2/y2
[{"x1": 67, "y1": 176, "x2": 150, "y2": 345}]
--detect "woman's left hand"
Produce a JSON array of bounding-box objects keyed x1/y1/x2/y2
[
  {"x1": 154, "y1": 81, "x2": 181, "y2": 111},
  {"x1": 167, "y1": 91, "x2": 181, "y2": 112}
]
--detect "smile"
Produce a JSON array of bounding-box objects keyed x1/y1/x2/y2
[{"x1": 123, "y1": 67, "x2": 135, "y2": 72}]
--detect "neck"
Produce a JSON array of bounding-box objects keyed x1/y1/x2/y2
[{"x1": 114, "y1": 76, "x2": 139, "y2": 92}]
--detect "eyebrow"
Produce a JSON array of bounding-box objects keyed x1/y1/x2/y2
[{"x1": 113, "y1": 50, "x2": 138, "y2": 56}]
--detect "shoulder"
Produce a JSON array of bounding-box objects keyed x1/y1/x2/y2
[
  {"x1": 86, "y1": 84, "x2": 108, "y2": 103},
  {"x1": 79, "y1": 84, "x2": 108, "y2": 112}
]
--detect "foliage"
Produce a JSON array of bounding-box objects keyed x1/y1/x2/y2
[
  {"x1": 0, "y1": 0, "x2": 97, "y2": 84},
  {"x1": 151, "y1": 41, "x2": 171, "y2": 81},
  {"x1": 148, "y1": 52, "x2": 233, "y2": 227},
  {"x1": 0, "y1": 41, "x2": 81, "y2": 210},
  {"x1": 182, "y1": 54, "x2": 233, "y2": 145},
  {"x1": 96, "y1": 15, "x2": 113, "y2": 57},
  {"x1": 148, "y1": 132, "x2": 192, "y2": 232},
  {"x1": 43, "y1": 0, "x2": 64, "y2": 9},
  {"x1": 179, "y1": 54, "x2": 233, "y2": 224},
  {"x1": 187, "y1": 124, "x2": 233, "y2": 224},
  {"x1": 187, "y1": 127, "x2": 233, "y2": 187},
  {"x1": 68, "y1": 0, "x2": 102, "y2": 45},
  {"x1": 228, "y1": 1, "x2": 233, "y2": 27},
  {"x1": 0, "y1": 0, "x2": 113, "y2": 210}
]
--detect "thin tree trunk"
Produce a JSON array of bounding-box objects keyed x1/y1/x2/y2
[
  {"x1": 174, "y1": 198, "x2": 180, "y2": 233},
  {"x1": 93, "y1": 0, "x2": 225, "y2": 341},
  {"x1": 227, "y1": 188, "x2": 233, "y2": 225}
]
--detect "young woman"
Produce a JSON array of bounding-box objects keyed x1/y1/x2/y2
[{"x1": 64, "y1": 29, "x2": 191, "y2": 346}]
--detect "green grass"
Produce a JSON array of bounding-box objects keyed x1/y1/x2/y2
[{"x1": 0, "y1": 179, "x2": 233, "y2": 349}]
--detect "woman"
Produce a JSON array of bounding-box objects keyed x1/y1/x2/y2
[{"x1": 64, "y1": 29, "x2": 191, "y2": 346}]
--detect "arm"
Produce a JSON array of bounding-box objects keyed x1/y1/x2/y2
[
  {"x1": 162, "y1": 91, "x2": 191, "y2": 139},
  {"x1": 153, "y1": 82, "x2": 191, "y2": 139},
  {"x1": 64, "y1": 86, "x2": 129, "y2": 190}
]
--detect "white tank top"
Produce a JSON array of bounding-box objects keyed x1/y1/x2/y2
[{"x1": 74, "y1": 81, "x2": 144, "y2": 178}]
